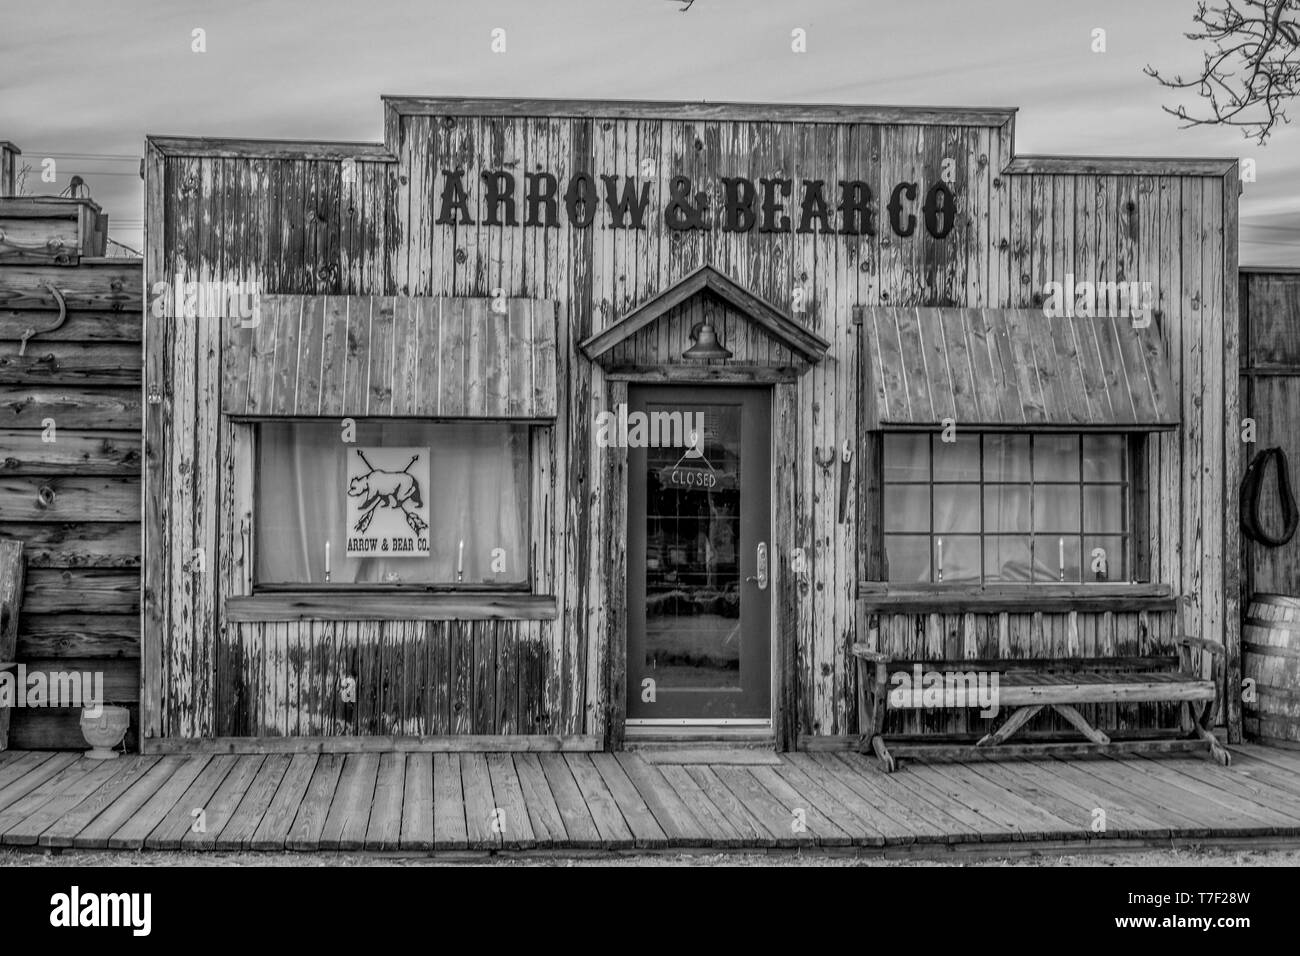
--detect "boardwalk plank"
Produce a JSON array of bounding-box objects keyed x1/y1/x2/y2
[
  {"x1": 832, "y1": 753, "x2": 979, "y2": 842},
  {"x1": 1127, "y1": 755, "x2": 1300, "y2": 833},
  {"x1": 432, "y1": 752, "x2": 468, "y2": 850},
  {"x1": 0, "y1": 757, "x2": 101, "y2": 834},
  {"x1": 145, "y1": 755, "x2": 239, "y2": 849},
  {"x1": 657, "y1": 764, "x2": 748, "y2": 848},
  {"x1": 251, "y1": 754, "x2": 318, "y2": 850},
  {"x1": 103, "y1": 756, "x2": 212, "y2": 849},
  {"x1": 538, "y1": 753, "x2": 604, "y2": 847},
  {"x1": 1, "y1": 757, "x2": 135, "y2": 845},
  {"x1": 1153, "y1": 757, "x2": 1300, "y2": 824},
  {"x1": 590, "y1": 753, "x2": 667, "y2": 848},
  {"x1": 0, "y1": 752, "x2": 79, "y2": 813},
  {"x1": 41, "y1": 756, "x2": 162, "y2": 848},
  {"x1": 749, "y1": 764, "x2": 854, "y2": 846},
  {"x1": 286, "y1": 753, "x2": 345, "y2": 851},
  {"x1": 770, "y1": 758, "x2": 888, "y2": 846},
  {"x1": 615, "y1": 753, "x2": 708, "y2": 846},
  {"x1": 685, "y1": 766, "x2": 775, "y2": 847},
  {"x1": 0, "y1": 752, "x2": 55, "y2": 794},
  {"x1": 365, "y1": 752, "x2": 406, "y2": 850},
  {"x1": 486, "y1": 752, "x2": 536, "y2": 848},
  {"x1": 564, "y1": 754, "x2": 634, "y2": 848},
  {"x1": 1045, "y1": 757, "x2": 1220, "y2": 837},
  {"x1": 460, "y1": 753, "x2": 501, "y2": 849},
  {"x1": 399, "y1": 752, "x2": 434, "y2": 851},
  {"x1": 180, "y1": 756, "x2": 266, "y2": 849},
  {"x1": 320, "y1": 752, "x2": 381, "y2": 850},
  {"x1": 788, "y1": 754, "x2": 918, "y2": 844},
  {"x1": 214, "y1": 755, "x2": 291, "y2": 850},
  {"x1": 512, "y1": 753, "x2": 569, "y2": 847},
  {"x1": 916, "y1": 761, "x2": 1083, "y2": 840},
  {"x1": 713, "y1": 765, "x2": 807, "y2": 847}
]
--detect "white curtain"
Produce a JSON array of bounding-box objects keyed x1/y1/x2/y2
[{"x1": 256, "y1": 422, "x2": 528, "y2": 585}]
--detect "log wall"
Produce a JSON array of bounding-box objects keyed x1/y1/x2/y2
[{"x1": 0, "y1": 258, "x2": 143, "y2": 749}]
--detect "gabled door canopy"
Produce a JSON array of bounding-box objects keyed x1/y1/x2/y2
[{"x1": 580, "y1": 265, "x2": 831, "y2": 365}]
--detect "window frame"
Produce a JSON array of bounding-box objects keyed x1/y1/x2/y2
[
  {"x1": 248, "y1": 416, "x2": 537, "y2": 595},
  {"x1": 864, "y1": 429, "x2": 1151, "y2": 589}
]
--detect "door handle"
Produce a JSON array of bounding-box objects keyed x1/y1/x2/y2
[{"x1": 745, "y1": 542, "x2": 768, "y2": 590}]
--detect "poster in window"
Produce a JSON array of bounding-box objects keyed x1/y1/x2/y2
[{"x1": 345, "y1": 447, "x2": 432, "y2": 558}]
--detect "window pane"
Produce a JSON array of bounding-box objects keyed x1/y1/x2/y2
[
  {"x1": 1033, "y1": 485, "x2": 1081, "y2": 532},
  {"x1": 985, "y1": 536, "x2": 1033, "y2": 582},
  {"x1": 256, "y1": 420, "x2": 529, "y2": 586},
  {"x1": 1084, "y1": 535, "x2": 1127, "y2": 581},
  {"x1": 883, "y1": 433, "x2": 929, "y2": 481},
  {"x1": 932, "y1": 433, "x2": 981, "y2": 481},
  {"x1": 984, "y1": 484, "x2": 1030, "y2": 533},
  {"x1": 1034, "y1": 535, "x2": 1081, "y2": 583},
  {"x1": 885, "y1": 535, "x2": 931, "y2": 583},
  {"x1": 934, "y1": 484, "x2": 979, "y2": 533},
  {"x1": 1084, "y1": 485, "x2": 1125, "y2": 533},
  {"x1": 984, "y1": 434, "x2": 1031, "y2": 482},
  {"x1": 936, "y1": 535, "x2": 980, "y2": 583},
  {"x1": 1033, "y1": 434, "x2": 1079, "y2": 481},
  {"x1": 1083, "y1": 434, "x2": 1126, "y2": 481},
  {"x1": 884, "y1": 485, "x2": 930, "y2": 532}
]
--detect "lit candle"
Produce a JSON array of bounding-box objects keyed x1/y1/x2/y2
[
  {"x1": 325, "y1": 540, "x2": 331, "y2": 580},
  {"x1": 457, "y1": 539, "x2": 464, "y2": 581},
  {"x1": 936, "y1": 537, "x2": 944, "y2": 583},
  {"x1": 1058, "y1": 537, "x2": 1065, "y2": 581}
]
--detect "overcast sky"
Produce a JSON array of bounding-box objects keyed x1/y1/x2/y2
[{"x1": 2, "y1": 0, "x2": 1296, "y2": 265}]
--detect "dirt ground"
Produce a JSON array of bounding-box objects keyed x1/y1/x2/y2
[{"x1": 2, "y1": 844, "x2": 1297, "y2": 867}]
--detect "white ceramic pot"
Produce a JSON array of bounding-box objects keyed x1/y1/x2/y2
[{"x1": 79, "y1": 705, "x2": 129, "y2": 759}]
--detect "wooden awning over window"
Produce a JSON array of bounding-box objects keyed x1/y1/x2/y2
[
  {"x1": 222, "y1": 295, "x2": 557, "y2": 418},
  {"x1": 859, "y1": 307, "x2": 1178, "y2": 430}
]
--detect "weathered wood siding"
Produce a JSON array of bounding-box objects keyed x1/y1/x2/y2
[
  {"x1": 144, "y1": 100, "x2": 1239, "y2": 744},
  {"x1": 0, "y1": 258, "x2": 143, "y2": 749},
  {"x1": 1240, "y1": 269, "x2": 1300, "y2": 601}
]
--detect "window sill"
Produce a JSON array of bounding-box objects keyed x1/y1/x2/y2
[
  {"x1": 856, "y1": 582, "x2": 1176, "y2": 614},
  {"x1": 226, "y1": 592, "x2": 558, "y2": 623}
]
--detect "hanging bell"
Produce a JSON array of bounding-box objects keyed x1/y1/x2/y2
[{"x1": 682, "y1": 319, "x2": 732, "y2": 360}]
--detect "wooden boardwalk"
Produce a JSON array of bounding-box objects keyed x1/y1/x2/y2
[{"x1": 2, "y1": 744, "x2": 1299, "y2": 852}]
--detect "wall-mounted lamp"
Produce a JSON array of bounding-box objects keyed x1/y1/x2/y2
[{"x1": 682, "y1": 308, "x2": 732, "y2": 360}]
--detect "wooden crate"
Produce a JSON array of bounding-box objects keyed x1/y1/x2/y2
[{"x1": 0, "y1": 197, "x2": 107, "y2": 265}]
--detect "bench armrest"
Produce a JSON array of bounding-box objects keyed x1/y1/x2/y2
[
  {"x1": 850, "y1": 643, "x2": 891, "y2": 664},
  {"x1": 1174, "y1": 636, "x2": 1225, "y2": 657}
]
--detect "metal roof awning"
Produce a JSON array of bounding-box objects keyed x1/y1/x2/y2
[{"x1": 859, "y1": 307, "x2": 1179, "y2": 430}]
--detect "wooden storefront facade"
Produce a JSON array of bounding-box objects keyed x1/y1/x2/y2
[{"x1": 140, "y1": 96, "x2": 1241, "y2": 753}]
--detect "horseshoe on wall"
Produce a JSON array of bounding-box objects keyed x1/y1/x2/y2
[{"x1": 17, "y1": 282, "x2": 69, "y2": 358}]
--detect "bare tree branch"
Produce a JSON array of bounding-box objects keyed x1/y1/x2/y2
[{"x1": 1146, "y1": 0, "x2": 1300, "y2": 144}]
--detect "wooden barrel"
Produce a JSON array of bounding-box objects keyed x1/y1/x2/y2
[{"x1": 1244, "y1": 593, "x2": 1300, "y2": 747}]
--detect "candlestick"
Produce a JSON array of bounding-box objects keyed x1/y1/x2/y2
[
  {"x1": 457, "y1": 539, "x2": 464, "y2": 583},
  {"x1": 936, "y1": 537, "x2": 944, "y2": 583},
  {"x1": 1058, "y1": 537, "x2": 1065, "y2": 582},
  {"x1": 325, "y1": 540, "x2": 331, "y2": 583}
]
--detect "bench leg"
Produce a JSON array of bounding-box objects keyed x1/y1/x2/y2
[
  {"x1": 1052, "y1": 704, "x2": 1110, "y2": 745},
  {"x1": 977, "y1": 705, "x2": 1043, "y2": 747},
  {"x1": 1193, "y1": 726, "x2": 1232, "y2": 767},
  {"x1": 870, "y1": 735, "x2": 897, "y2": 773},
  {"x1": 1186, "y1": 700, "x2": 1231, "y2": 766}
]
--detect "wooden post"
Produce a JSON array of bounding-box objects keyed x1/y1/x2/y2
[
  {"x1": 0, "y1": 142, "x2": 19, "y2": 196},
  {"x1": 0, "y1": 539, "x2": 24, "y2": 750}
]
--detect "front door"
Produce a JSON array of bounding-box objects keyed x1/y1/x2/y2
[{"x1": 627, "y1": 386, "x2": 772, "y2": 722}]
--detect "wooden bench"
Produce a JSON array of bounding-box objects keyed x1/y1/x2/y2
[{"x1": 851, "y1": 637, "x2": 1230, "y2": 772}]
